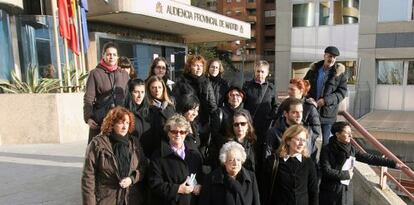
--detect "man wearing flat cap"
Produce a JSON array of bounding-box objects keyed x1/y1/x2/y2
[{"x1": 304, "y1": 46, "x2": 348, "y2": 146}]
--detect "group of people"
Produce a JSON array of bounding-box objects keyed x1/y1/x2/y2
[{"x1": 81, "y1": 42, "x2": 403, "y2": 205}]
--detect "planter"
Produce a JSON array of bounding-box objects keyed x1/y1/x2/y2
[{"x1": 0, "y1": 93, "x2": 88, "y2": 145}]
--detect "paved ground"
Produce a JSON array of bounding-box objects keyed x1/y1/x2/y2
[{"x1": 0, "y1": 141, "x2": 87, "y2": 205}]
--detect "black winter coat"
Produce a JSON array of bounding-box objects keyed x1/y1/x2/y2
[
  {"x1": 209, "y1": 76, "x2": 229, "y2": 107},
  {"x1": 199, "y1": 167, "x2": 260, "y2": 205},
  {"x1": 148, "y1": 140, "x2": 203, "y2": 205},
  {"x1": 140, "y1": 104, "x2": 175, "y2": 158},
  {"x1": 264, "y1": 117, "x2": 288, "y2": 159},
  {"x1": 242, "y1": 80, "x2": 277, "y2": 143},
  {"x1": 124, "y1": 96, "x2": 151, "y2": 142},
  {"x1": 261, "y1": 154, "x2": 318, "y2": 205},
  {"x1": 304, "y1": 60, "x2": 348, "y2": 124},
  {"x1": 174, "y1": 73, "x2": 217, "y2": 127},
  {"x1": 319, "y1": 137, "x2": 397, "y2": 205}
]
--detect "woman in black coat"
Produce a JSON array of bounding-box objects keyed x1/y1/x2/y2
[
  {"x1": 199, "y1": 141, "x2": 260, "y2": 205},
  {"x1": 206, "y1": 59, "x2": 229, "y2": 107},
  {"x1": 173, "y1": 55, "x2": 217, "y2": 146},
  {"x1": 124, "y1": 79, "x2": 151, "y2": 141},
  {"x1": 141, "y1": 76, "x2": 175, "y2": 158},
  {"x1": 319, "y1": 121, "x2": 403, "y2": 205},
  {"x1": 261, "y1": 125, "x2": 318, "y2": 205},
  {"x1": 176, "y1": 94, "x2": 202, "y2": 149},
  {"x1": 148, "y1": 114, "x2": 203, "y2": 205}
]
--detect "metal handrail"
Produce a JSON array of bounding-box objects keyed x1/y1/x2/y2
[{"x1": 339, "y1": 111, "x2": 414, "y2": 201}]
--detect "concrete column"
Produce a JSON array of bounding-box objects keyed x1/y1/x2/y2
[{"x1": 275, "y1": 0, "x2": 292, "y2": 95}]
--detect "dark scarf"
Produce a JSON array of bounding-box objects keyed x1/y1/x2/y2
[
  {"x1": 333, "y1": 137, "x2": 352, "y2": 159},
  {"x1": 184, "y1": 73, "x2": 208, "y2": 89},
  {"x1": 223, "y1": 169, "x2": 246, "y2": 205},
  {"x1": 109, "y1": 133, "x2": 131, "y2": 178}
]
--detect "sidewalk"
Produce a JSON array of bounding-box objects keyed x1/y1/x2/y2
[{"x1": 0, "y1": 141, "x2": 87, "y2": 205}]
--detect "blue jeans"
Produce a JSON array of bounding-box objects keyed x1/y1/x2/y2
[{"x1": 321, "y1": 123, "x2": 333, "y2": 146}]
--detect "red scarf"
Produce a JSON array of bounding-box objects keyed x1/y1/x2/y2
[{"x1": 99, "y1": 59, "x2": 118, "y2": 72}]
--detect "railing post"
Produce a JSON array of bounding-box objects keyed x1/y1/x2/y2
[{"x1": 380, "y1": 166, "x2": 388, "y2": 190}]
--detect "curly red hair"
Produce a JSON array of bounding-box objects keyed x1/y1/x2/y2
[
  {"x1": 289, "y1": 78, "x2": 311, "y2": 96},
  {"x1": 101, "y1": 106, "x2": 135, "y2": 136}
]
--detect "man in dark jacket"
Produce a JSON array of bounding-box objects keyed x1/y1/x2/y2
[
  {"x1": 264, "y1": 97, "x2": 303, "y2": 159},
  {"x1": 304, "y1": 46, "x2": 347, "y2": 146},
  {"x1": 243, "y1": 60, "x2": 277, "y2": 173}
]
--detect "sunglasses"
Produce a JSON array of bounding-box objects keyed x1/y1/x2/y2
[
  {"x1": 233, "y1": 122, "x2": 247, "y2": 127},
  {"x1": 169, "y1": 130, "x2": 188, "y2": 135}
]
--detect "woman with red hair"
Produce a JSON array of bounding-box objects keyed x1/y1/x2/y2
[
  {"x1": 82, "y1": 106, "x2": 147, "y2": 205},
  {"x1": 275, "y1": 78, "x2": 321, "y2": 161}
]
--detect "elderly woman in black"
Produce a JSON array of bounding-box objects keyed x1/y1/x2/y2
[
  {"x1": 140, "y1": 76, "x2": 175, "y2": 158},
  {"x1": 199, "y1": 141, "x2": 260, "y2": 205},
  {"x1": 319, "y1": 121, "x2": 403, "y2": 205},
  {"x1": 262, "y1": 124, "x2": 318, "y2": 205},
  {"x1": 148, "y1": 114, "x2": 203, "y2": 205},
  {"x1": 82, "y1": 106, "x2": 146, "y2": 205}
]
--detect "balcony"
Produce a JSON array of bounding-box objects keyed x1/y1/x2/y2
[
  {"x1": 264, "y1": 28, "x2": 275, "y2": 36},
  {"x1": 246, "y1": 2, "x2": 256, "y2": 9},
  {"x1": 264, "y1": 41, "x2": 275, "y2": 50},
  {"x1": 264, "y1": 16, "x2": 275, "y2": 25},
  {"x1": 247, "y1": 15, "x2": 257, "y2": 23}
]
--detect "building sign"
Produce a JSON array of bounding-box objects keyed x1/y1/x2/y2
[
  {"x1": 136, "y1": 0, "x2": 250, "y2": 39},
  {"x1": 157, "y1": 2, "x2": 244, "y2": 34}
]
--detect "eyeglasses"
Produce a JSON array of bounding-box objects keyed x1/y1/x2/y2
[
  {"x1": 233, "y1": 122, "x2": 247, "y2": 127},
  {"x1": 169, "y1": 129, "x2": 188, "y2": 135}
]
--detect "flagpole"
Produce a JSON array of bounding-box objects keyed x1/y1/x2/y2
[
  {"x1": 77, "y1": 3, "x2": 86, "y2": 75},
  {"x1": 51, "y1": 0, "x2": 64, "y2": 93},
  {"x1": 63, "y1": 39, "x2": 72, "y2": 93}
]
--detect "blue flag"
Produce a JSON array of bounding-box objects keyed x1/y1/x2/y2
[{"x1": 80, "y1": 0, "x2": 89, "y2": 52}]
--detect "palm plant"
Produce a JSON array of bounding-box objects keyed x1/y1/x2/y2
[{"x1": 0, "y1": 65, "x2": 60, "y2": 93}]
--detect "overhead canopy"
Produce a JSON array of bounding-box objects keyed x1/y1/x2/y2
[{"x1": 88, "y1": 0, "x2": 251, "y2": 43}]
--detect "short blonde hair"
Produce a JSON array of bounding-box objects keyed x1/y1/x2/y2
[
  {"x1": 277, "y1": 125, "x2": 309, "y2": 158},
  {"x1": 219, "y1": 141, "x2": 247, "y2": 165},
  {"x1": 164, "y1": 114, "x2": 191, "y2": 134}
]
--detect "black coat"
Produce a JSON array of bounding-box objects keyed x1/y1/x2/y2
[
  {"x1": 174, "y1": 73, "x2": 217, "y2": 127},
  {"x1": 140, "y1": 104, "x2": 175, "y2": 158},
  {"x1": 209, "y1": 76, "x2": 229, "y2": 107},
  {"x1": 264, "y1": 117, "x2": 288, "y2": 159},
  {"x1": 242, "y1": 80, "x2": 277, "y2": 143},
  {"x1": 199, "y1": 167, "x2": 260, "y2": 205},
  {"x1": 148, "y1": 140, "x2": 203, "y2": 205},
  {"x1": 124, "y1": 96, "x2": 151, "y2": 142},
  {"x1": 261, "y1": 154, "x2": 318, "y2": 205},
  {"x1": 319, "y1": 137, "x2": 397, "y2": 205},
  {"x1": 304, "y1": 60, "x2": 347, "y2": 124},
  {"x1": 275, "y1": 97, "x2": 321, "y2": 157}
]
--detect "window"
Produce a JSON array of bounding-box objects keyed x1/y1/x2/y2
[
  {"x1": 292, "y1": 3, "x2": 315, "y2": 27},
  {"x1": 226, "y1": 10, "x2": 232, "y2": 16},
  {"x1": 265, "y1": 10, "x2": 276, "y2": 17},
  {"x1": 378, "y1": 0, "x2": 413, "y2": 22},
  {"x1": 248, "y1": 0, "x2": 255, "y2": 2},
  {"x1": 247, "y1": 8, "x2": 256, "y2": 15},
  {"x1": 377, "y1": 61, "x2": 404, "y2": 85},
  {"x1": 408, "y1": 61, "x2": 414, "y2": 85},
  {"x1": 319, "y1": 1, "x2": 330, "y2": 25},
  {"x1": 0, "y1": 10, "x2": 13, "y2": 80},
  {"x1": 333, "y1": 0, "x2": 359, "y2": 25},
  {"x1": 227, "y1": 0, "x2": 231, "y2": 3}
]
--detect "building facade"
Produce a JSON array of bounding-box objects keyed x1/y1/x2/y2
[
  {"x1": 0, "y1": 0, "x2": 250, "y2": 83},
  {"x1": 274, "y1": 0, "x2": 414, "y2": 113}
]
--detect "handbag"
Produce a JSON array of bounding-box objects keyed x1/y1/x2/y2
[{"x1": 92, "y1": 73, "x2": 116, "y2": 125}]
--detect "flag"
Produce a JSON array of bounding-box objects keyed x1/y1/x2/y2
[
  {"x1": 57, "y1": 0, "x2": 70, "y2": 40},
  {"x1": 67, "y1": 0, "x2": 80, "y2": 55},
  {"x1": 79, "y1": 0, "x2": 89, "y2": 52}
]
